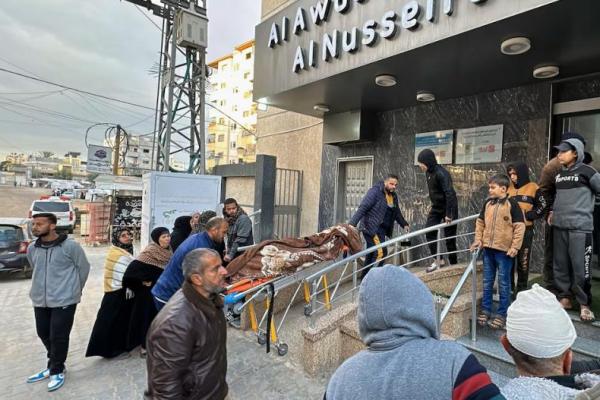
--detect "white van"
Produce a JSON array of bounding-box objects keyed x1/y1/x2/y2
[{"x1": 29, "y1": 197, "x2": 75, "y2": 234}]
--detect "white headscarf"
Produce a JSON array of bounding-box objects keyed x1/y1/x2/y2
[{"x1": 506, "y1": 284, "x2": 576, "y2": 358}]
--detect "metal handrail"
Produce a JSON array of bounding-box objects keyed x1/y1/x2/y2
[
  {"x1": 438, "y1": 249, "x2": 481, "y2": 341},
  {"x1": 302, "y1": 214, "x2": 480, "y2": 332},
  {"x1": 303, "y1": 214, "x2": 478, "y2": 283}
]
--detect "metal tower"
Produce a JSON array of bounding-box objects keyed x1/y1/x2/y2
[{"x1": 124, "y1": 0, "x2": 208, "y2": 174}]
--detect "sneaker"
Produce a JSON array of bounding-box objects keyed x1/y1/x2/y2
[
  {"x1": 426, "y1": 262, "x2": 440, "y2": 273},
  {"x1": 26, "y1": 368, "x2": 50, "y2": 383},
  {"x1": 48, "y1": 373, "x2": 65, "y2": 392}
]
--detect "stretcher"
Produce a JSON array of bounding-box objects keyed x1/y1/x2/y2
[{"x1": 223, "y1": 257, "x2": 341, "y2": 356}]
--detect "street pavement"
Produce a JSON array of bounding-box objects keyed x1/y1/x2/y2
[{"x1": 0, "y1": 245, "x2": 328, "y2": 399}]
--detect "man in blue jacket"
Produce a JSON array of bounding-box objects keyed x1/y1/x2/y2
[
  {"x1": 152, "y1": 217, "x2": 228, "y2": 311},
  {"x1": 349, "y1": 175, "x2": 409, "y2": 277}
]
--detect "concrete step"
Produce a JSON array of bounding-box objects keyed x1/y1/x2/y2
[
  {"x1": 458, "y1": 323, "x2": 600, "y2": 382},
  {"x1": 468, "y1": 321, "x2": 600, "y2": 360},
  {"x1": 485, "y1": 299, "x2": 600, "y2": 341},
  {"x1": 457, "y1": 334, "x2": 517, "y2": 378},
  {"x1": 566, "y1": 310, "x2": 600, "y2": 340}
]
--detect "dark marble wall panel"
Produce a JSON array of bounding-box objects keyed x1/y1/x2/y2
[
  {"x1": 557, "y1": 77, "x2": 600, "y2": 102},
  {"x1": 319, "y1": 82, "x2": 552, "y2": 271}
]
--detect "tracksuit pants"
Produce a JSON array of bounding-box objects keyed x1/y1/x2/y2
[
  {"x1": 543, "y1": 225, "x2": 556, "y2": 291},
  {"x1": 425, "y1": 211, "x2": 457, "y2": 265},
  {"x1": 362, "y1": 228, "x2": 387, "y2": 277},
  {"x1": 553, "y1": 228, "x2": 593, "y2": 307},
  {"x1": 34, "y1": 304, "x2": 77, "y2": 375},
  {"x1": 512, "y1": 226, "x2": 534, "y2": 296}
]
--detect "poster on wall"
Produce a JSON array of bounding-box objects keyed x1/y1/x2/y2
[
  {"x1": 414, "y1": 130, "x2": 454, "y2": 165},
  {"x1": 113, "y1": 196, "x2": 142, "y2": 229},
  {"x1": 455, "y1": 124, "x2": 504, "y2": 164}
]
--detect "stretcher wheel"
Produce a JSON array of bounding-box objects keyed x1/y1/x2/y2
[
  {"x1": 233, "y1": 302, "x2": 244, "y2": 314},
  {"x1": 304, "y1": 304, "x2": 312, "y2": 317},
  {"x1": 277, "y1": 343, "x2": 288, "y2": 356},
  {"x1": 257, "y1": 331, "x2": 267, "y2": 345}
]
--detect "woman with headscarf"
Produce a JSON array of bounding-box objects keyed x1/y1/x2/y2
[
  {"x1": 86, "y1": 227, "x2": 135, "y2": 358},
  {"x1": 122, "y1": 227, "x2": 172, "y2": 356},
  {"x1": 170, "y1": 215, "x2": 192, "y2": 252}
]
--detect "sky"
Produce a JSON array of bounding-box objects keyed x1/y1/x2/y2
[{"x1": 0, "y1": 0, "x2": 261, "y2": 162}]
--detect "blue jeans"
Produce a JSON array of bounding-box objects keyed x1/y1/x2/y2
[{"x1": 481, "y1": 248, "x2": 513, "y2": 318}]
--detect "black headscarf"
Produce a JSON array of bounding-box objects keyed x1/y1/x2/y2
[
  {"x1": 151, "y1": 226, "x2": 170, "y2": 245},
  {"x1": 112, "y1": 227, "x2": 134, "y2": 255},
  {"x1": 170, "y1": 215, "x2": 193, "y2": 252}
]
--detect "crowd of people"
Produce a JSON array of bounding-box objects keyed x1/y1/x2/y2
[
  {"x1": 24, "y1": 198, "x2": 252, "y2": 395},
  {"x1": 21, "y1": 130, "x2": 600, "y2": 399},
  {"x1": 350, "y1": 132, "x2": 597, "y2": 325}
]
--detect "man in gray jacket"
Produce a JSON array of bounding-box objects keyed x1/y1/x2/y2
[
  {"x1": 222, "y1": 198, "x2": 253, "y2": 263},
  {"x1": 26, "y1": 213, "x2": 90, "y2": 392},
  {"x1": 550, "y1": 137, "x2": 600, "y2": 322}
]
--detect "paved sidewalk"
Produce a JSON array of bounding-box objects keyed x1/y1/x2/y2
[{"x1": 0, "y1": 245, "x2": 328, "y2": 399}]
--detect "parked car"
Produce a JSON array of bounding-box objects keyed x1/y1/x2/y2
[
  {"x1": 29, "y1": 197, "x2": 75, "y2": 234},
  {"x1": 0, "y1": 218, "x2": 33, "y2": 278}
]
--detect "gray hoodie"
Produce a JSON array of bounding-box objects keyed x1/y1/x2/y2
[
  {"x1": 326, "y1": 265, "x2": 501, "y2": 400},
  {"x1": 552, "y1": 138, "x2": 600, "y2": 231},
  {"x1": 27, "y1": 235, "x2": 90, "y2": 308}
]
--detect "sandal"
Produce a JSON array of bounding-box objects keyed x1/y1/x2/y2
[
  {"x1": 560, "y1": 298, "x2": 573, "y2": 310},
  {"x1": 580, "y1": 307, "x2": 596, "y2": 323},
  {"x1": 477, "y1": 311, "x2": 490, "y2": 327},
  {"x1": 487, "y1": 316, "x2": 506, "y2": 330}
]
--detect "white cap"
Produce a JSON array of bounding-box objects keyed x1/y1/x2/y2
[{"x1": 506, "y1": 284, "x2": 577, "y2": 358}]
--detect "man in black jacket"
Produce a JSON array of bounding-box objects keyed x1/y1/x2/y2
[
  {"x1": 349, "y1": 175, "x2": 410, "y2": 277},
  {"x1": 417, "y1": 149, "x2": 459, "y2": 273}
]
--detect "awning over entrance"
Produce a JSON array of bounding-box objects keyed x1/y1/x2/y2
[{"x1": 254, "y1": 0, "x2": 600, "y2": 117}]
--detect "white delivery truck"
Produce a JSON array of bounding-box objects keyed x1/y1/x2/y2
[{"x1": 141, "y1": 172, "x2": 221, "y2": 246}]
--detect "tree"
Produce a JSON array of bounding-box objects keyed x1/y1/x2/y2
[
  {"x1": 0, "y1": 161, "x2": 12, "y2": 171},
  {"x1": 40, "y1": 151, "x2": 55, "y2": 159},
  {"x1": 56, "y1": 169, "x2": 73, "y2": 180}
]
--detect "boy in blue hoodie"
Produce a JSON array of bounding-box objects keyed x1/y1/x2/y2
[{"x1": 550, "y1": 137, "x2": 600, "y2": 322}]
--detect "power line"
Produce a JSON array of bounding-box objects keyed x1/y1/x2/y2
[
  {"x1": 135, "y1": 5, "x2": 162, "y2": 31},
  {"x1": 0, "y1": 67, "x2": 155, "y2": 111}
]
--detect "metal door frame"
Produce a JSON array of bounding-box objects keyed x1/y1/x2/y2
[
  {"x1": 274, "y1": 168, "x2": 303, "y2": 238},
  {"x1": 333, "y1": 156, "x2": 374, "y2": 224}
]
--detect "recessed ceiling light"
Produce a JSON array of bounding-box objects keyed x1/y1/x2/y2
[
  {"x1": 375, "y1": 74, "x2": 397, "y2": 87},
  {"x1": 500, "y1": 37, "x2": 531, "y2": 55},
  {"x1": 416, "y1": 91, "x2": 435, "y2": 102},
  {"x1": 313, "y1": 103, "x2": 330, "y2": 113},
  {"x1": 533, "y1": 65, "x2": 559, "y2": 79}
]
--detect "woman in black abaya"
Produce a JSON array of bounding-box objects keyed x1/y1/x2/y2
[
  {"x1": 123, "y1": 227, "x2": 172, "y2": 356},
  {"x1": 85, "y1": 227, "x2": 135, "y2": 358}
]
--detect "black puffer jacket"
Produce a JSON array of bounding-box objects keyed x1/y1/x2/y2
[
  {"x1": 417, "y1": 149, "x2": 458, "y2": 219},
  {"x1": 145, "y1": 282, "x2": 227, "y2": 400}
]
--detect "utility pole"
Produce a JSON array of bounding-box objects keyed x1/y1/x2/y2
[
  {"x1": 123, "y1": 0, "x2": 208, "y2": 174},
  {"x1": 113, "y1": 124, "x2": 122, "y2": 176}
]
